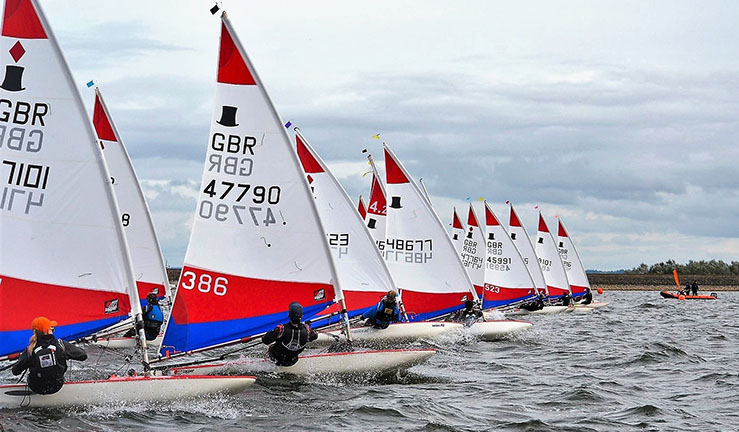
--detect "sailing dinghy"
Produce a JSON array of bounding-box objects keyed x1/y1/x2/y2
[
  {"x1": 535, "y1": 212, "x2": 572, "y2": 301},
  {"x1": 90, "y1": 88, "x2": 169, "y2": 348},
  {"x1": 501, "y1": 203, "x2": 567, "y2": 315},
  {"x1": 154, "y1": 10, "x2": 434, "y2": 377},
  {"x1": 557, "y1": 218, "x2": 608, "y2": 308},
  {"x1": 296, "y1": 130, "x2": 461, "y2": 345},
  {"x1": 0, "y1": 0, "x2": 254, "y2": 408},
  {"x1": 383, "y1": 146, "x2": 529, "y2": 340},
  {"x1": 460, "y1": 204, "x2": 485, "y2": 298}
]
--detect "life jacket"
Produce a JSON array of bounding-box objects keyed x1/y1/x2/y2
[
  {"x1": 29, "y1": 337, "x2": 68, "y2": 395},
  {"x1": 269, "y1": 323, "x2": 311, "y2": 367},
  {"x1": 146, "y1": 304, "x2": 164, "y2": 324},
  {"x1": 375, "y1": 300, "x2": 397, "y2": 323}
]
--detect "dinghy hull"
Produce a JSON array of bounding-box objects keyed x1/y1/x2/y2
[
  {"x1": 660, "y1": 291, "x2": 717, "y2": 300},
  {"x1": 312, "y1": 322, "x2": 463, "y2": 346},
  {"x1": 170, "y1": 349, "x2": 435, "y2": 377},
  {"x1": 0, "y1": 375, "x2": 255, "y2": 408},
  {"x1": 499, "y1": 305, "x2": 569, "y2": 316},
  {"x1": 92, "y1": 335, "x2": 163, "y2": 349},
  {"x1": 468, "y1": 320, "x2": 533, "y2": 341}
]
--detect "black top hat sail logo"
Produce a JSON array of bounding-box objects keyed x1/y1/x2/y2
[
  {"x1": 389, "y1": 196, "x2": 402, "y2": 209},
  {"x1": 2, "y1": 41, "x2": 27, "y2": 92},
  {"x1": 217, "y1": 105, "x2": 239, "y2": 127},
  {"x1": 488, "y1": 233, "x2": 495, "y2": 240}
]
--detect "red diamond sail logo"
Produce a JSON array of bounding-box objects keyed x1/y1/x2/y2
[{"x1": 9, "y1": 41, "x2": 25, "y2": 63}]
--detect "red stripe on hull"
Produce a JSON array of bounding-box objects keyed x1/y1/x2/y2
[
  {"x1": 0, "y1": 274, "x2": 130, "y2": 331},
  {"x1": 171, "y1": 266, "x2": 335, "y2": 325},
  {"x1": 483, "y1": 285, "x2": 536, "y2": 302},
  {"x1": 400, "y1": 289, "x2": 470, "y2": 318}
]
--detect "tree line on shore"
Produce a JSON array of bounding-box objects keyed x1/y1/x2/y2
[{"x1": 624, "y1": 259, "x2": 739, "y2": 275}]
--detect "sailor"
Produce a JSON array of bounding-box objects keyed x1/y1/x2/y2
[
  {"x1": 362, "y1": 290, "x2": 401, "y2": 329},
  {"x1": 124, "y1": 291, "x2": 164, "y2": 341},
  {"x1": 143, "y1": 292, "x2": 164, "y2": 341},
  {"x1": 559, "y1": 293, "x2": 571, "y2": 306},
  {"x1": 451, "y1": 300, "x2": 483, "y2": 326},
  {"x1": 579, "y1": 287, "x2": 593, "y2": 305},
  {"x1": 11, "y1": 317, "x2": 87, "y2": 395},
  {"x1": 521, "y1": 293, "x2": 545, "y2": 312},
  {"x1": 261, "y1": 302, "x2": 318, "y2": 367}
]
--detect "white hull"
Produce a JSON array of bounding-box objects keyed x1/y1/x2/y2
[
  {"x1": 92, "y1": 335, "x2": 163, "y2": 349},
  {"x1": 311, "y1": 322, "x2": 463, "y2": 346},
  {"x1": 0, "y1": 375, "x2": 255, "y2": 408},
  {"x1": 468, "y1": 320, "x2": 533, "y2": 341},
  {"x1": 170, "y1": 349, "x2": 435, "y2": 377},
  {"x1": 566, "y1": 305, "x2": 595, "y2": 313},
  {"x1": 584, "y1": 301, "x2": 609, "y2": 309},
  {"x1": 496, "y1": 305, "x2": 569, "y2": 317}
]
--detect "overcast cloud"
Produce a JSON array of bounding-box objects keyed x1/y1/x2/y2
[{"x1": 38, "y1": 0, "x2": 739, "y2": 270}]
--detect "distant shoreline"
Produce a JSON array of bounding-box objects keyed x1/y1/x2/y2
[
  {"x1": 588, "y1": 273, "x2": 739, "y2": 291},
  {"x1": 166, "y1": 269, "x2": 739, "y2": 291}
]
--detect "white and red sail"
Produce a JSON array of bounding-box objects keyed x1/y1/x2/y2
[
  {"x1": 357, "y1": 195, "x2": 367, "y2": 220},
  {"x1": 450, "y1": 207, "x2": 465, "y2": 253},
  {"x1": 481, "y1": 202, "x2": 536, "y2": 308},
  {"x1": 534, "y1": 212, "x2": 571, "y2": 299},
  {"x1": 295, "y1": 130, "x2": 395, "y2": 319},
  {"x1": 160, "y1": 14, "x2": 337, "y2": 356},
  {"x1": 557, "y1": 217, "x2": 590, "y2": 297},
  {"x1": 365, "y1": 163, "x2": 387, "y2": 249},
  {"x1": 383, "y1": 144, "x2": 477, "y2": 320},
  {"x1": 93, "y1": 88, "x2": 169, "y2": 304},
  {"x1": 0, "y1": 0, "x2": 140, "y2": 357},
  {"x1": 459, "y1": 204, "x2": 485, "y2": 297},
  {"x1": 507, "y1": 202, "x2": 547, "y2": 296}
]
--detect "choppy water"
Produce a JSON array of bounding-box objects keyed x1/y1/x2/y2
[{"x1": 2, "y1": 290, "x2": 738, "y2": 431}]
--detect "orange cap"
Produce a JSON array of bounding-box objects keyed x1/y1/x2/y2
[{"x1": 31, "y1": 316, "x2": 58, "y2": 333}]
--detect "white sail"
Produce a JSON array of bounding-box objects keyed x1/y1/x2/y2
[
  {"x1": 481, "y1": 201, "x2": 536, "y2": 308},
  {"x1": 534, "y1": 212, "x2": 571, "y2": 299},
  {"x1": 459, "y1": 203, "x2": 485, "y2": 297},
  {"x1": 557, "y1": 217, "x2": 590, "y2": 297},
  {"x1": 450, "y1": 207, "x2": 465, "y2": 253},
  {"x1": 295, "y1": 130, "x2": 394, "y2": 316},
  {"x1": 383, "y1": 144, "x2": 477, "y2": 320},
  {"x1": 160, "y1": 13, "x2": 339, "y2": 355},
  {"x1": 93, "y1": 88, "x2": 170, "y2": 303},
  {"x1": 0, "y1": 0, "x2": 141, "y2": 357},
  {"x1": 507, "y1": 202, "x2": 547, "y2": 295}
]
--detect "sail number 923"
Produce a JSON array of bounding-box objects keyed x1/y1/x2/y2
[{"x1": 180, "y1": 270, "x2": 228, "y2": 296}]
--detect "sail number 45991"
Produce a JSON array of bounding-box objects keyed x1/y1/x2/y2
[{"x1": 180, "y1": 271, "x2": 227, "y2": 296}]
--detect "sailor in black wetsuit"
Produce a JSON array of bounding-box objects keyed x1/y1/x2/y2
[
  {"x1": 451, "y1": 300, "x2": 483, "y2": 326},
  {"x1": 11, "y1": 316, "x2": 87, "y2": 395},
  {"x1": 261, "y1": 302, "x2": 318, "y2": 367},
  {"x1": 521, "y1": 292, "x2": 546, "y2": 311},
  {"x1": 559, "y1": 293, "x2": 571, "y2": 306},
  {"x1": 579, "y1": 287, "x2": 593, "y2": 305}
]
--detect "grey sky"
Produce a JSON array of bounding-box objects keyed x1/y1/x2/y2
[{"x1": 42, "y1": 0, "x2": 739, "y2": 270}]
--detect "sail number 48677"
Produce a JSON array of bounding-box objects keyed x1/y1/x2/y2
[{"x1": 180, "y1": 271, "x2": 228, "y2": 296}]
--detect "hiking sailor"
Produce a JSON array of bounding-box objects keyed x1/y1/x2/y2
[
  {"x1": 262, "y1": 302, "x2": 318, "y2": 367},
  {"x1": 11, "y1": 317, "x2": 88, "y2": 395},
  {"x1": 362, "y1": 290, "x2": 402, "y2": 329}
]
